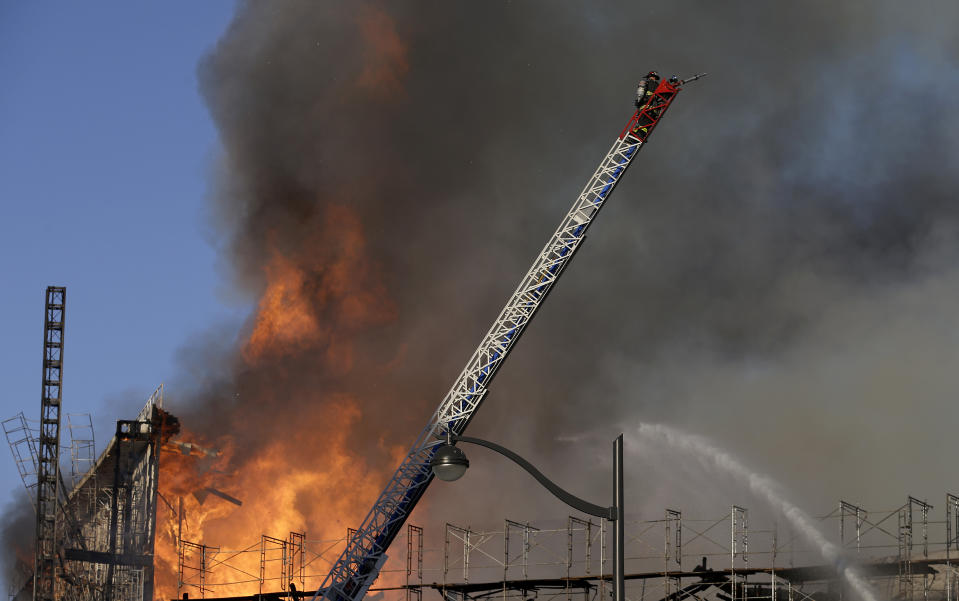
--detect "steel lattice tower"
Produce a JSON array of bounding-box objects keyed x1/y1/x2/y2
[{"x1": 34, "y1": 286, "x2": 66, "y2": 601}]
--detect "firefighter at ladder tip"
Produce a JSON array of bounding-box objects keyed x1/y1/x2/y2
[
  {"x1": 632, "y1": 70, "x2": 664, "y2": 139},
  {"x1": 635, "y1": 70, "x2": 708, "y2": 109},
  {"x1": 632, "y1": 70, "x2": 706, "y2": 138},
  {"x1": 634, "y1": 70, "x2": 660, "y2": 109}
]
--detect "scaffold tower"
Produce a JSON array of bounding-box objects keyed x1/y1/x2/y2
[{"x1": 34, "y1": 285, "x2": 66, "y2": 601}]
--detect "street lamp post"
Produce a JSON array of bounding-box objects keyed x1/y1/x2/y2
[{"x1": 430, "y1": 433, "x2": 625, "y2": 601}]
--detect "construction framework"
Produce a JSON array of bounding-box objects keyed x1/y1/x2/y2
[
  {"x1": 425, "y1": 495, "x2": 959, "y2": 601},
  {"x1": 159, "y1": 493, "x2": 959, "y2": 601},
  {"x1": 6, "y1": 386, "x2": 168, "y2": 601}
]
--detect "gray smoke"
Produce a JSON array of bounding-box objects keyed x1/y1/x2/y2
[
  {"x1": 194, "y1": 0, "x2": 959, "y2": 521},
  {"x1": 1, "y1": 496, "x2": 33, "y2": 597},
  {"x1": 192, "y1": 0, "x2": 959, "y2": 533}
]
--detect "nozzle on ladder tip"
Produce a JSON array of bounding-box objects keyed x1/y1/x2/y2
[{"x1": 681, "y1": 72, "x2": 708, "y2": 85}]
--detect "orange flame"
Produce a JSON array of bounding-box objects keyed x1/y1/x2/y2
[
  {"x1": 152, "y1": 6, "x2": 412, "y2": 590},
  {"x1": 155, "y1": 204, "x2": 404, "y2": 598},
  {"x1": 243, "y1": 249, "x2": 322, "y2": 363}
]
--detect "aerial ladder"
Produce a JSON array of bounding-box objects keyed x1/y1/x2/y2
[{"x1": 313, "y1": 73, "x2": 704, "y2": 601}]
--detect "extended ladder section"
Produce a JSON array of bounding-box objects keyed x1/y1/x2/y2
[
  {"x1": 35, "y1": 286, "x2": 66, "y2": 601},
  {"x1": 315, "y1": 78, "x2": 685, "y2": 601}
]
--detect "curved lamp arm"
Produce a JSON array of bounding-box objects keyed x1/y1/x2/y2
[{"x1": 450, "y1": 434, "x2": 616, "y2": 521}]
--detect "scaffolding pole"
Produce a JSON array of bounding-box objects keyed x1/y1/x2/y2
[
  {"x1": 772, "y1": 523, "x2": 778, "y2": 601},
  {"x1": 504, "y1": 520, "x2": 538, "y2": 581},
  {"x1": 261, "y1": 535, "x2": 289, "y2": 596},
  {"x1": 947, "y1": 494, "x2": 959, "y2": 601},
  {"x1": 731, "y1": 506, "x2": 748, "y2": 601},
  {"x1": 839, "y1": 501, "x2": 866, "y2": 554},
  {"x1": 567, "y1": 516, "x2": 593, "y2": 601},
  {"x1": 290, "y1": 531, "x2": 306, "y2": 590},
  {"x1": 665, "y1": 509, "x2": 681, "y2": 600},
  {"x1": 179, "y1": 539, "x2": 218, "y2": 599},
  {"x1": 406, "y1": 525, "x2": 423, "y2": 601},
  {"x1": 899, "y1": 496, "x2": 933, "y2": 601},
  {"x1": 445, "y1": 524, "x2": 473, "y2": 585}
]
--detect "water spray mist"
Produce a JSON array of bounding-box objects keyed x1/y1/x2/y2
[{"x1": 635, "y1": 423, "x2": 878, "y2": 601}]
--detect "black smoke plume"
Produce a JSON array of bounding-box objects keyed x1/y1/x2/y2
[{"x1": 191, "y1": 0, "x2": 959, "y2": 525}]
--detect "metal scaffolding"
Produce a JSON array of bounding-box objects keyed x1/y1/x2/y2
[
  {"x1": 504, "y1": 519, "x2": 539, "y2": 581},
  {"x1": 178, "y1": 540, "x2": 219, "y2": 599},
  {"x1": 899, "y1": 497, "x2": 934, "y2": 601},
  {"x1": 291, "y1": 531, "x2": 307, "y2": 591},
  {"x1": 731, "y1": 505, "x2": 749, "y2": 601},
  {"x1": 35, "y1": 285, "x2": 66, "y2": 601},
  {"x1": 67, "y1": 413, "x2": 96, "y2": 490},
  {"x1": 6, "y1": 387, "x2": 167, "y2": 601},
  {"x1": 420, "y1": 499, "x2": 959, "y2": 601},
  {"x1": 3, "y1": 287, "x2": 171, "y2": 601},
  {"x1": 665, "y1": 509, "x2": 682, "y2": 599},
  {"x1": 840, "y1": 501, "x2": 866, "y2": 554},
  {"x1": 407, "y1": 525, "x2": 424, "y2": 601},
  {"x1": 142, "y1": 492, "x2": 959, "y2": 601},
  {"x1": 947, "y1": 494, "x2": 959, "y2": 601},
  {"x1": 260, "y1": 535, "x2": 289, "y2": 596},
  {"x1": 2, "y1": 412, "x2": 40, "y2": 510}
]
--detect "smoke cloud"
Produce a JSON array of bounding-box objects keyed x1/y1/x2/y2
[
  {"x1": 0, "y1": 498, "x2": 33, "y2": 597},
  {"x1": 191, "y1": 0, "x2": 959, "y2": 512},
  {"x1": 182, "y1": 0, "x2": 959, "y2": 585}
]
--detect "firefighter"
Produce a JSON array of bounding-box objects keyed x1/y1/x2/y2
[
  {"x1": 632, "y1": 70, "x2": 661, "y2": 139},
  {"x1": 634, "y1": 70, "x2": 660, "y2": 110}
]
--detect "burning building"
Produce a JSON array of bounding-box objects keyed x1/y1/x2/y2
[{"x1": 4, "y1": 383, "x2": 171, "y2": 601}]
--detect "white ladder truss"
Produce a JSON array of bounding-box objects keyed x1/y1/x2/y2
[{"x1": 316, "y1": 127, "x2": 652, "y2": 601}]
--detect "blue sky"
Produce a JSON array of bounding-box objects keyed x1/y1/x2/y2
[{"x1": 0, "y1": 3, "x2": 241, "y2": 515}]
